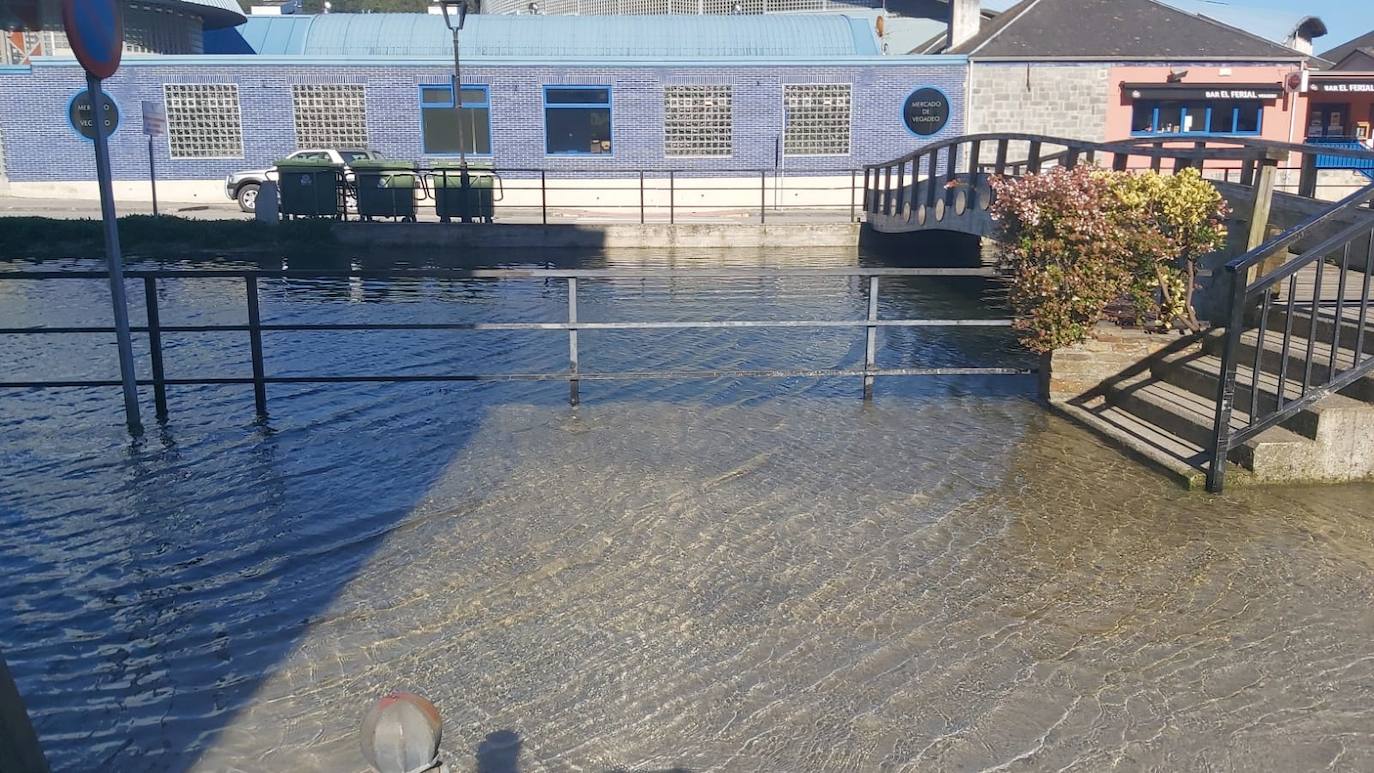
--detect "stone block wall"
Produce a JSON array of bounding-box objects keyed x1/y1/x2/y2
[
  {"x1": 1040, "y1": 325, "x2": 1185, "y2": 403},
  {"x1": 967, "y1": 62, "x2": 1110, "y2": 143}
]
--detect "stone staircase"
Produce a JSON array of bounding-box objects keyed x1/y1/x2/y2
[{"x1": 1056, "y1": 266, "x2": 1374, "y2": 489}]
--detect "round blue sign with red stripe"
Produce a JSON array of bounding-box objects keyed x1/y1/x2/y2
[{"x1": 61, "y1": 0, "x2": 123, "y2": 79}]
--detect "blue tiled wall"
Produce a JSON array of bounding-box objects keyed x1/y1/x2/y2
[{"x1": 0, "y1": 59, "x2": 966, "y2": 181}]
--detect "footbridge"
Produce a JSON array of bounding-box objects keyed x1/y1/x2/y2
[
  {"x1": 861, "y1": 133, "x2": 1374, "y2": 492},
  {"x1": 863, "y1": 133, "x2": 1374, "y2": 259}
]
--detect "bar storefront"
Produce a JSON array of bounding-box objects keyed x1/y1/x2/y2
[{"x1": 1305, "y1": 72, "x2": 1374, "y2": 144}]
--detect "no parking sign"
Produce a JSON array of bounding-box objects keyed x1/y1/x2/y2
[{"x1": 61, "y1": 0, "x2": 124, "y2": 79}]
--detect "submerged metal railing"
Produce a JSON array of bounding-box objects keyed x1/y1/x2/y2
[{"x1": 0, "y1": 267, "x2": 1029, "y2": 420}]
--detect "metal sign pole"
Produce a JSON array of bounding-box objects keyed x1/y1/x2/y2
[
  {"x1": 147, "y1": 135, "x2": 158, "y2": 217},
  {"x1": 88, "y1": 72, "x2": 142, "y2": 433}
]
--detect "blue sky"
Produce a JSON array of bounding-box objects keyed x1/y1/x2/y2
[{"x1": 982, "y1": 0, "x2": 1374, "y2": 52}]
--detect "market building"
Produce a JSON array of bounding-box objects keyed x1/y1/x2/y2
[{"x1": 0, "y1": 5, "x2": 966, "y2": 205}]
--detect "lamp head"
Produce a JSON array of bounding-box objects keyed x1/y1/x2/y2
[{"x1": 438, "y1": 0, "x2": 469, "y2": 30}]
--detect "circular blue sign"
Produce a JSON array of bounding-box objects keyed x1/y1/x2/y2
[
  {"x1": 904, "y1": 87, "x2": 951, "y2": 137},
  {"x1": 61, "y1": 0, "x2": 124, "y2": 79},
  {"x1": 68, "y1": 88, "x2": 119, "y2": 141}
]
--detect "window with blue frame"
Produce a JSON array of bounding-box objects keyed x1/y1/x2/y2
[
  {"x1": 1131, "y1": 99, "x2": 1263, "y2": 136},
  {"x1": 544, "y1": 86, "x2": 612, "y2": 155},
  {"x1": 419, "y1": 83, "x2": 491, "y2": 155}
]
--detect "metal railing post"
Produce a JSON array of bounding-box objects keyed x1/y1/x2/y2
[
  {"x1": 143, "y1": 276, "x2": 168, "y2": 420},
  {"x1": 639, "y1": 170, "x2": 645, "y2": 224},
  {"x1": 1207, "y1": 266, "x2": 1247, "y2": 492},
  {"x1": 669, "y1": 171, "x2": 676, "y2": 225},
  {"x1": 245, "y1": 275, "x2": 268, "y2": 417},
  {"x1": 540, "y1": 170, "x2": 547, "y2": 225},
  {"x1": 862, "y1": 167, "x2": 872, "y2": 214},
  {"x1": 850, "y1": 170, "x2": 857, "y2": 222},
  {"x1": 760, "y1": 170, "x2": 767, "y2": 224},
  {"x1": 567, "y1": 276, "x2": 580, "y2": 406},
  {"x1": 863, "y1": 275, "x2": 879, "y2": 400}
]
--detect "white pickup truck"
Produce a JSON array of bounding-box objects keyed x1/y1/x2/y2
[{"x1": 224, "y1": 148, "x2": 382, "y2": 212}]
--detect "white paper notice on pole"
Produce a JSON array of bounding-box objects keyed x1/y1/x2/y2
[{"x1": 142, "y1": 100, "x2": 166, "y2": 136}]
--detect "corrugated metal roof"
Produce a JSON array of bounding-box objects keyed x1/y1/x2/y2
[
  {"x1": 232, "y1": 15, "x2": 317, "y2": 56},
  {"x1": 216, "y1": 13, "x2": 880, "y2": 59}
]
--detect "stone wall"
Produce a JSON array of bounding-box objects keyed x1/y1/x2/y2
[
  {"x1": 967, "y1": 63, "x2": 1110, "y2": 142},
  {"x1": 1040, "y1": 325, "x2": 1186, "y2": 403}
]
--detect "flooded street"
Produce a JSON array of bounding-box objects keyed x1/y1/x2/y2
[{"x1": 1, "y1": 247, "x2": 1371, "y2": 772}]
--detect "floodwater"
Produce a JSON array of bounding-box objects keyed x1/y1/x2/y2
[{"x1": 0, "y1": 246, "x2": 1371, "y2": 773}]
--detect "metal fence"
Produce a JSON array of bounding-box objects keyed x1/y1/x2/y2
[
  {"x1": 279, "y1": 167, "x2": 866, "y2": 225},
  {"x1": 0, "y1": 267, "x2": 1029, "y2": 421}
]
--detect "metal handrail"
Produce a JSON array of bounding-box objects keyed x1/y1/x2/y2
[
  {"x1": 1207, "y1": 183, "x2": 1374, "y2": 491},
  {"x1": 0, "y1": 267, "x2": 1028, "y2": 419}
]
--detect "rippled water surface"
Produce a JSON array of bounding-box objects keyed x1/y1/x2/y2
[{"x1": 1, "y1": 247, "x2": 1372, "y2": 772}]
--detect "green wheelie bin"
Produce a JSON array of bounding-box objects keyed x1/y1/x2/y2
[
  {"x1": 352, "y1": 159, "x2": 418, "y2": 221},
  {"x1": 275, "y1": 159, "x2": 343, "y2": 219},
  {"x1": 431, "y1": 162, "x2": 496, "y2": 223}
]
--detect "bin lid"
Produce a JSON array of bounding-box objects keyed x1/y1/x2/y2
[
  {"x1": 430, "y1": 160, "x2": 494, "y2": 171},
  {"x1": 275, "y1": 158, "x2": 342, "y2": 169},
  {"x1": 351, "y1": 159, "x2": 418, "y2": 171}
]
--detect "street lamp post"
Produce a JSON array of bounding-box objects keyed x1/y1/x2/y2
[{"x1": 439, "y1": 0, "x2": 472, "y2": 223}]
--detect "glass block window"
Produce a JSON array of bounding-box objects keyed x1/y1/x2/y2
[
  {"x1": 664, "y1": 86, "x2": 732, "y2": 157},
  {"x1": 164, "y1": 84, "x2": 243, "y2": 159},
  {"x1": 292, "y1": 85, "x2": 368, "y2": 149},
  {"x1": 783, "y1": 84, "x2": 851, "y2": 156}
]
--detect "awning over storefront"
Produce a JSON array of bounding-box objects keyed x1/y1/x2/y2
[{"x1": 1120, "y1": 82, "x2": 1283, "y2": 101}]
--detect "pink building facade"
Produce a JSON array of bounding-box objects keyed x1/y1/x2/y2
[{"x1": 1105, "y1": 64, "x2": 1307, "y2": 145}]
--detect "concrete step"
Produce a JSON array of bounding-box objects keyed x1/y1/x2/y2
[
  {"x1": 1266, "y1": 304, "x2": 1374, "y2": 359},
  {"x1": 1150, "y1": 348, "x2": 1374, "y2": 441},
  {"x1": 1202, "y1": 327, "x2": 1374, "y2": 404},
  {"x1": 1051, "y1": 397, "x2": 1212, "y2": 490},
  {"x1": 1100, "y1": 374, "x2": 1314, "y2": 476}
]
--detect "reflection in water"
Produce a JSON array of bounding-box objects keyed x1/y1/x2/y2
[{"x1": 0, "y1": 247, "x2": 1371, "y2": 772}]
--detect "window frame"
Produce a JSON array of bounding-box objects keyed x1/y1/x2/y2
[
  {"x1": 418, "y1": 82, "x2": 493, "y2": 157},
  {"x1": 1129, "y1": 99, "x2": 1265, "y2": 137},
  {"x1": 291, "y1": 83, "x2": 369, "y2": 151},
  {"x1": 162, "y1": 83, "x2": 244, "y2": 160},
  {"x1": 782, "y1": 83, "x2": 853, "y2": 158},
  {"x1": 663, "y1": 84, "x2": 733, "y2": 158},
  {"x1": 542, "y1": 85, "x2": 614, "y2": 157}
]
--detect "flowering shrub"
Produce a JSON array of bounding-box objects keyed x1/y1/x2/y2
[{"x1": 989, "y1": 166, "x2": 1228, "y2": 353}]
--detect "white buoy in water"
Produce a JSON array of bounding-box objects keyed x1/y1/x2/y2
[{"x1": 360, "y1": 692, "x2": 443, "y2": 773}]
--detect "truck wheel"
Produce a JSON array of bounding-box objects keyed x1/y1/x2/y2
[{"x1": 236, "y1": 183, "x2": 260, "y2": 213}]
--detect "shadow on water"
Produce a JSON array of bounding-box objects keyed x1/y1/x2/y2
[
  {"x1": 476, "y1": 729, "x2": 522, "y2": 773},
  {"x1": 0, "y1": 238, "x2": 1023, "y2": 771}
]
